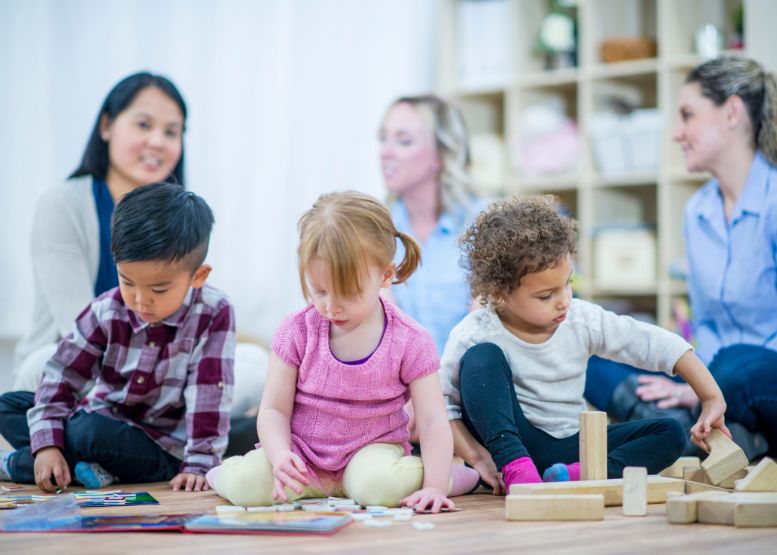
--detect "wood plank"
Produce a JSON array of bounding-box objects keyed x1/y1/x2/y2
[
  {"x1": 734, "y1": 457, "x2": 777, "y2": 492},
  {"x1": 509, "y1": 476, "x2": 684, "y2": 506},
  {"x1": 684, "y1": 466, "x2": 746, "y2": 489},
  {"x1": 684, "y1": 480, "x2": 730, "y2": 494},
  {"x1": 505, "y1": 494, "x2": 604, "y2": 521},
  {"x1": 698, "y1": 493, "x2": 777, "y2": 526},
  {"x1": 622, "y1": 467, "x2": 647, "y2": 516},
  {"x1": 701, "y1": 429, "x2": 749, "y2": 485},
  {"x1": 579, "y1": 411, "x2": 608, "y2": 480}
]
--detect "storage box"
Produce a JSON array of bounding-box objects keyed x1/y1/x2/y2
[
  {"x1": 589, "y1": 109, "x2": 661, "y2": 176},
  {"x1": 593, "y1": 227, "x2": 656, "y2": 289}
]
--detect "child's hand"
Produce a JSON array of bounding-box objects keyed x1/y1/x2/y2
[
  {"x1": 471, "y1": 457, "x2": 504, "y2": 495},
  {"x1": 33, "y1": 446, "x2": 71, "y2": 493},
  {"x1": 690, "y1": 397, "x2": 731, "y2": 452},
  {"x1": 169, "y1": 472, "x2": 209, "y2": 492},
  {"x1": 401, "y1": 486, "x2": 455, "y2": 513},
  {"x1": 636, "y1": 376, "x2": 698, "y2": 410},
  {"x1": 270, "y1": 450, "x2": 308, "y2": 501}
]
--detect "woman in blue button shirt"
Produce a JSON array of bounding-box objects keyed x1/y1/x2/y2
[
  {"x1": 379, "y1": 95, "x2": 483, "y2": 356},
  {"x1": 590, "y1": 56, "x2": 777, "y2": 457}
]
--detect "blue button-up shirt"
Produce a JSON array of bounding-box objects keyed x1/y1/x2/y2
[
  {"x1": 683, "y1": 151, "x2": 777, "y2": 364},
  {"x1": 391, "y1": 199, "x2": 484, "y2": 355}
]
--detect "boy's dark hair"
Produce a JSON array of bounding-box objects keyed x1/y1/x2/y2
[
  {"x1": 460, "y1": 195, "x2": 577, "y2": 305},
  {"x1": 112, "y1": 183, "x2": 214, "y2": 271},
  {"x1": 70, "y1": 72, "x2": 188, "y2": 185}
]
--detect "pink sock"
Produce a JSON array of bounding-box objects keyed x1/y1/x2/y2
[
  {"x1": 448, "y1": 464, "x2": 481, "y2": 496},
  {"x1": 567, "y1": 462, "x2": 580, "y2": 481},
  {"x1": 502, "y1": 456, "x2": 542, "y2": 490}
]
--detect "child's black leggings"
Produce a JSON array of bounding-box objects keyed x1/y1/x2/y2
[{"x1": 458, "y1": 343, "x2": 686, "y2": 477}]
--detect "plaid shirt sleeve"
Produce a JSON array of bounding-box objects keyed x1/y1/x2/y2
[
  {"x1": 180, "y1": 300, "x2": 236, "y2": 474},
  {"x1": 28, "y1": 303, "x2": 105, "y2": 454}
]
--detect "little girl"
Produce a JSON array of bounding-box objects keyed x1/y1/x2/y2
[
  {"x1": 207, "y1": 191, "x2": 478, "y2": 512},
  {"x1": 441, "y1": 196, "x2": 729, "y2": 491}
]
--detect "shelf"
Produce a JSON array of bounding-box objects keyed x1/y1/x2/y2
[
  {"x1": 665, "y1": 49, "x2": 745, "y2": 71},
  {"x1": 510, "y1": 174, "x2": 580, "y2": 192},
  {"x1": 665, "y1": 169, "x2": 711, "y2": 182},
  {"x1": 588, "y1": 58, "x2": 659, "y2": 79},
  {"x1": 519, "y1": 68, "x2": 579, "y2": 88},
  {"x1": 591, "y1": 172, "x2": 658, "y2": 188},
  {"x1": 590, "y1": 286, "x2": 659, "y2": 297}
]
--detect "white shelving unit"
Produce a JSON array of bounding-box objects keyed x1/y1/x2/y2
[{"x1": 439, "y1": 0, "x2": 776, "y2": 331}]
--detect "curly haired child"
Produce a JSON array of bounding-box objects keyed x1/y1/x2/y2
[
  {"x1": 207, "y1": 191, "x2": 479, "y2": 511},
  {"x1": 440, "y1": 196, "x2": 729, "y2": 491}
]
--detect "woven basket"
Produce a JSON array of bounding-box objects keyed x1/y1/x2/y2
[{"x1": 600, "y1": 37, "x2": 657, "y2": 63}]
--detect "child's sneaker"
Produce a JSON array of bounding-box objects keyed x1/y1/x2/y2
[
  {"x1": 75, "y1": 461, "x2": 116, "y2": 489},
  {"x1": 0, "y1": 449, "x2": 14, "y2": 481}
]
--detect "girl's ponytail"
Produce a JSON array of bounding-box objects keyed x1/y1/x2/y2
[{"x1": 394, "y1": 231, "x2": 421, "y2": 284}]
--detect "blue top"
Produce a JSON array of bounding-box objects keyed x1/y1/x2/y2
[
  {"x1": 683, "y1": 151, "x2": 777, "y2": 364},
  {"x1": 92, "y1": 177, "x2": 118, "y2": 296},
  {"x1": 391, "y1": 198, "x2": 484, "y2": 355}
]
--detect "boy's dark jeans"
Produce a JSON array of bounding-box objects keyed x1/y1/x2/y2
[
  {"x1": 0, "y1": 391, "x2": 180, "y2": 484},
  {"x1": 458, "y1": 343, "x2": 686, "y2": 477}
]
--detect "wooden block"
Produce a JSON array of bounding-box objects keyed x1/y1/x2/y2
[
  {"x1": 622, "y1": 467, "x2": 647, "y2": 516},
  {"x1": 734, "y1": 494, "x2": 777, "y2": 527},
  {"x1": 701, "y1": 429, "x2": 749, "y2": 485},
  {"x1": 685, "y1": 480, "x2": 730, "y2": 494},
  {"x1": 666, "y1": 491, "x2": 730, "y2": 524},
  {"x1": 734, "y1": 457, "x2": 777, "y2": 492},
  {"x1": 698, "y1": 492, "x2": 777, "y2": 526},
  {"x1": 684, "y1": 466, "x2": 746, "y2": 489},
  {"x1": 660, "y1": 456, "x2": 701, "y2": 479},
  {"x1": 505, "y1": 494, "x2": 604, "y2": 521},
  {"x1": 580, "y1": 411, "x2": 608, "y2": 481},
  {"x1": 509, "y1": 476, "x2": 684, "y2": 506}
]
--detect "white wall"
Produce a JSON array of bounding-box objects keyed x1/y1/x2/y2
[{"x1": 0, "y1": 0, "x2": 440, "y2": 348}]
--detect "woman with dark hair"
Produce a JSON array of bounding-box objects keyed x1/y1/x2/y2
[
  {"x1": 12, "y1": 72, "x2": 187, "y2": 390},
  {"x1": 587, "y1": 56, "x2": 777, "y2": 459}
]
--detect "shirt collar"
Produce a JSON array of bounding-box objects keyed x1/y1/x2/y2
[
  {"x1": 127, "y1": 287, "x2": 195, "y2": 332},
  {"x1": 694, "y1": 151, "x2": 771, "y2": 224},
  {"x1": 393, "y1": 198, "x2": 467, "y2": 236}
]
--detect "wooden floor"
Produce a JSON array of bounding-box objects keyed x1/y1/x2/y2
[{"x1": 1, "y1": 481, "x2": 775, "y2": 555}]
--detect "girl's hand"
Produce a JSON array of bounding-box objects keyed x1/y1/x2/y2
[
  {"x1": 635, "y1": 376, "x2": 699, "y2": 409},
  {"x1": 170, "y1": 472, "x2": 209, "y2": 492},
  {"x1": 471, "y1": 456, "x2": 503, "y2": 495},
  {"x1": 270, "y1": 450, "x2": 308, "y2": 501},
  {"x1": 690, "y1": 397, "x2": 730, "y2": 452},
  {"x1": 401, "y1": 486, "x2": 455, "y2": 513}
]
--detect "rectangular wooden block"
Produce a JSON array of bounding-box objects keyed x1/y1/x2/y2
[
  {"x1": 622, "y1": 467, "x2": 647, "y2": 516},
  {"x1": 685, "y1": 480, "x2": 730, "y2": 494},
  {"x1": 580, "y1": 411, "x2": 608, "y2": 481},
  {"x1": 505, "y1": 494, "x2": 604, "y2": 521},
  {"x1": 660, "y1": 456, "x2": 701, "y2": 479},
  {"x1": 734, "y1": 457, "x2": 777, "y2": 492},
  {"x1": 701, "y1": 429, "x2": 749, "y2": 485},
  {"x1": 684, "y1": 466, "x2": 747, "y2": 489},
  {"x1": 509, "y1": 476, "x2": 684, "y2": 506},
  {"x1": 698, "y1": 492, "x2": 777, "y2": 526},
  {"x1": 666, "y1": 491, "x2": 730, "y2": 524}
]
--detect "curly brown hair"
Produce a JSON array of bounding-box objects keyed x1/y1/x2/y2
[{"x1": 460, "y1": 195, "x2": 577, "y2": 305}]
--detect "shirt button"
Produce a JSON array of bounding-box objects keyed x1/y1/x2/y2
[
  {"x1": 137, "y1": 376, "x2": 145, "y2": 384},
  {"x1": 112, "y1": 407, "x2": 118, "y2": 414},
  {"x1": 149, "y1": 341, "x2": 156, "y2": 348},
  {"x1": 218, "y1": 381, "x2": 224, "y2": 389}
]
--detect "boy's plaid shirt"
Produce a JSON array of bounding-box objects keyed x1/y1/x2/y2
[{"x1": 27, "y1": 285, "x2": 236, "y2": 475}]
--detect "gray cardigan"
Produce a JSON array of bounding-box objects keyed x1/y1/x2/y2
[{"x1": 14, "y1": 176, "x2": 99, "y2": 369}]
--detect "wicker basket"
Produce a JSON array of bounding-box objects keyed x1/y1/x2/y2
[{"x1": 600, "y1": 37, "x2": 657, "y2": 63}]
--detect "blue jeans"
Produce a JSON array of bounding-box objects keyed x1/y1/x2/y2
[
  {"x1": 710, "y1": 345, "x2": 777, "y2": 456},
  {"x1": 458, "y1": 343, "x2": 686, "y2": 476},
  {"x1": 0, "y1": 391, "x2": 180, "y2": 484}
]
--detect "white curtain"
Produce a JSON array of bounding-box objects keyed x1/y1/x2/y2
[{"x1": 0, "y1": 0, "x2": 440, "y2": 343}]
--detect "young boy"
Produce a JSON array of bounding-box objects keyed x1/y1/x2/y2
[
  {"x1": 0, "y1": 183, "x2": 235, "y2": 493},
  {"x1": 440, "y1": 196, "x2": 729, "y2": 491}
]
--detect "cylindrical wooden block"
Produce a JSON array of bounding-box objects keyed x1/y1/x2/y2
[{"x1": 580, "y1": 411, "x2": 608, "y2": 481}]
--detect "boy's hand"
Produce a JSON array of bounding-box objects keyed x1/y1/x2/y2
[
  {"x1": 33, "y1": 447, "x2": 71, "y2": 493},
  {"x1": 690, "y1": 397, "x2": 730, "y2": 452},
  {"x1": 169, "y1": 472, "x2": 209, "y2": 492},
  {"x1": 270, "y1": 450, "x2": 308, "y2": 501},
  {"x1": 401, "y1": 486, "x2": 455, "y2": 513}
]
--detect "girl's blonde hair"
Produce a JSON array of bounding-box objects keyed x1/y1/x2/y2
[
  {"x1": 384, "y1": 95, "x2": 473, "y2": 213},
  {"x1": 297, "y1": 191, "x2": 421, "y2": 300},
  {"x1": 687, "y1": 56, "x2": 777, "y2": 165}
]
